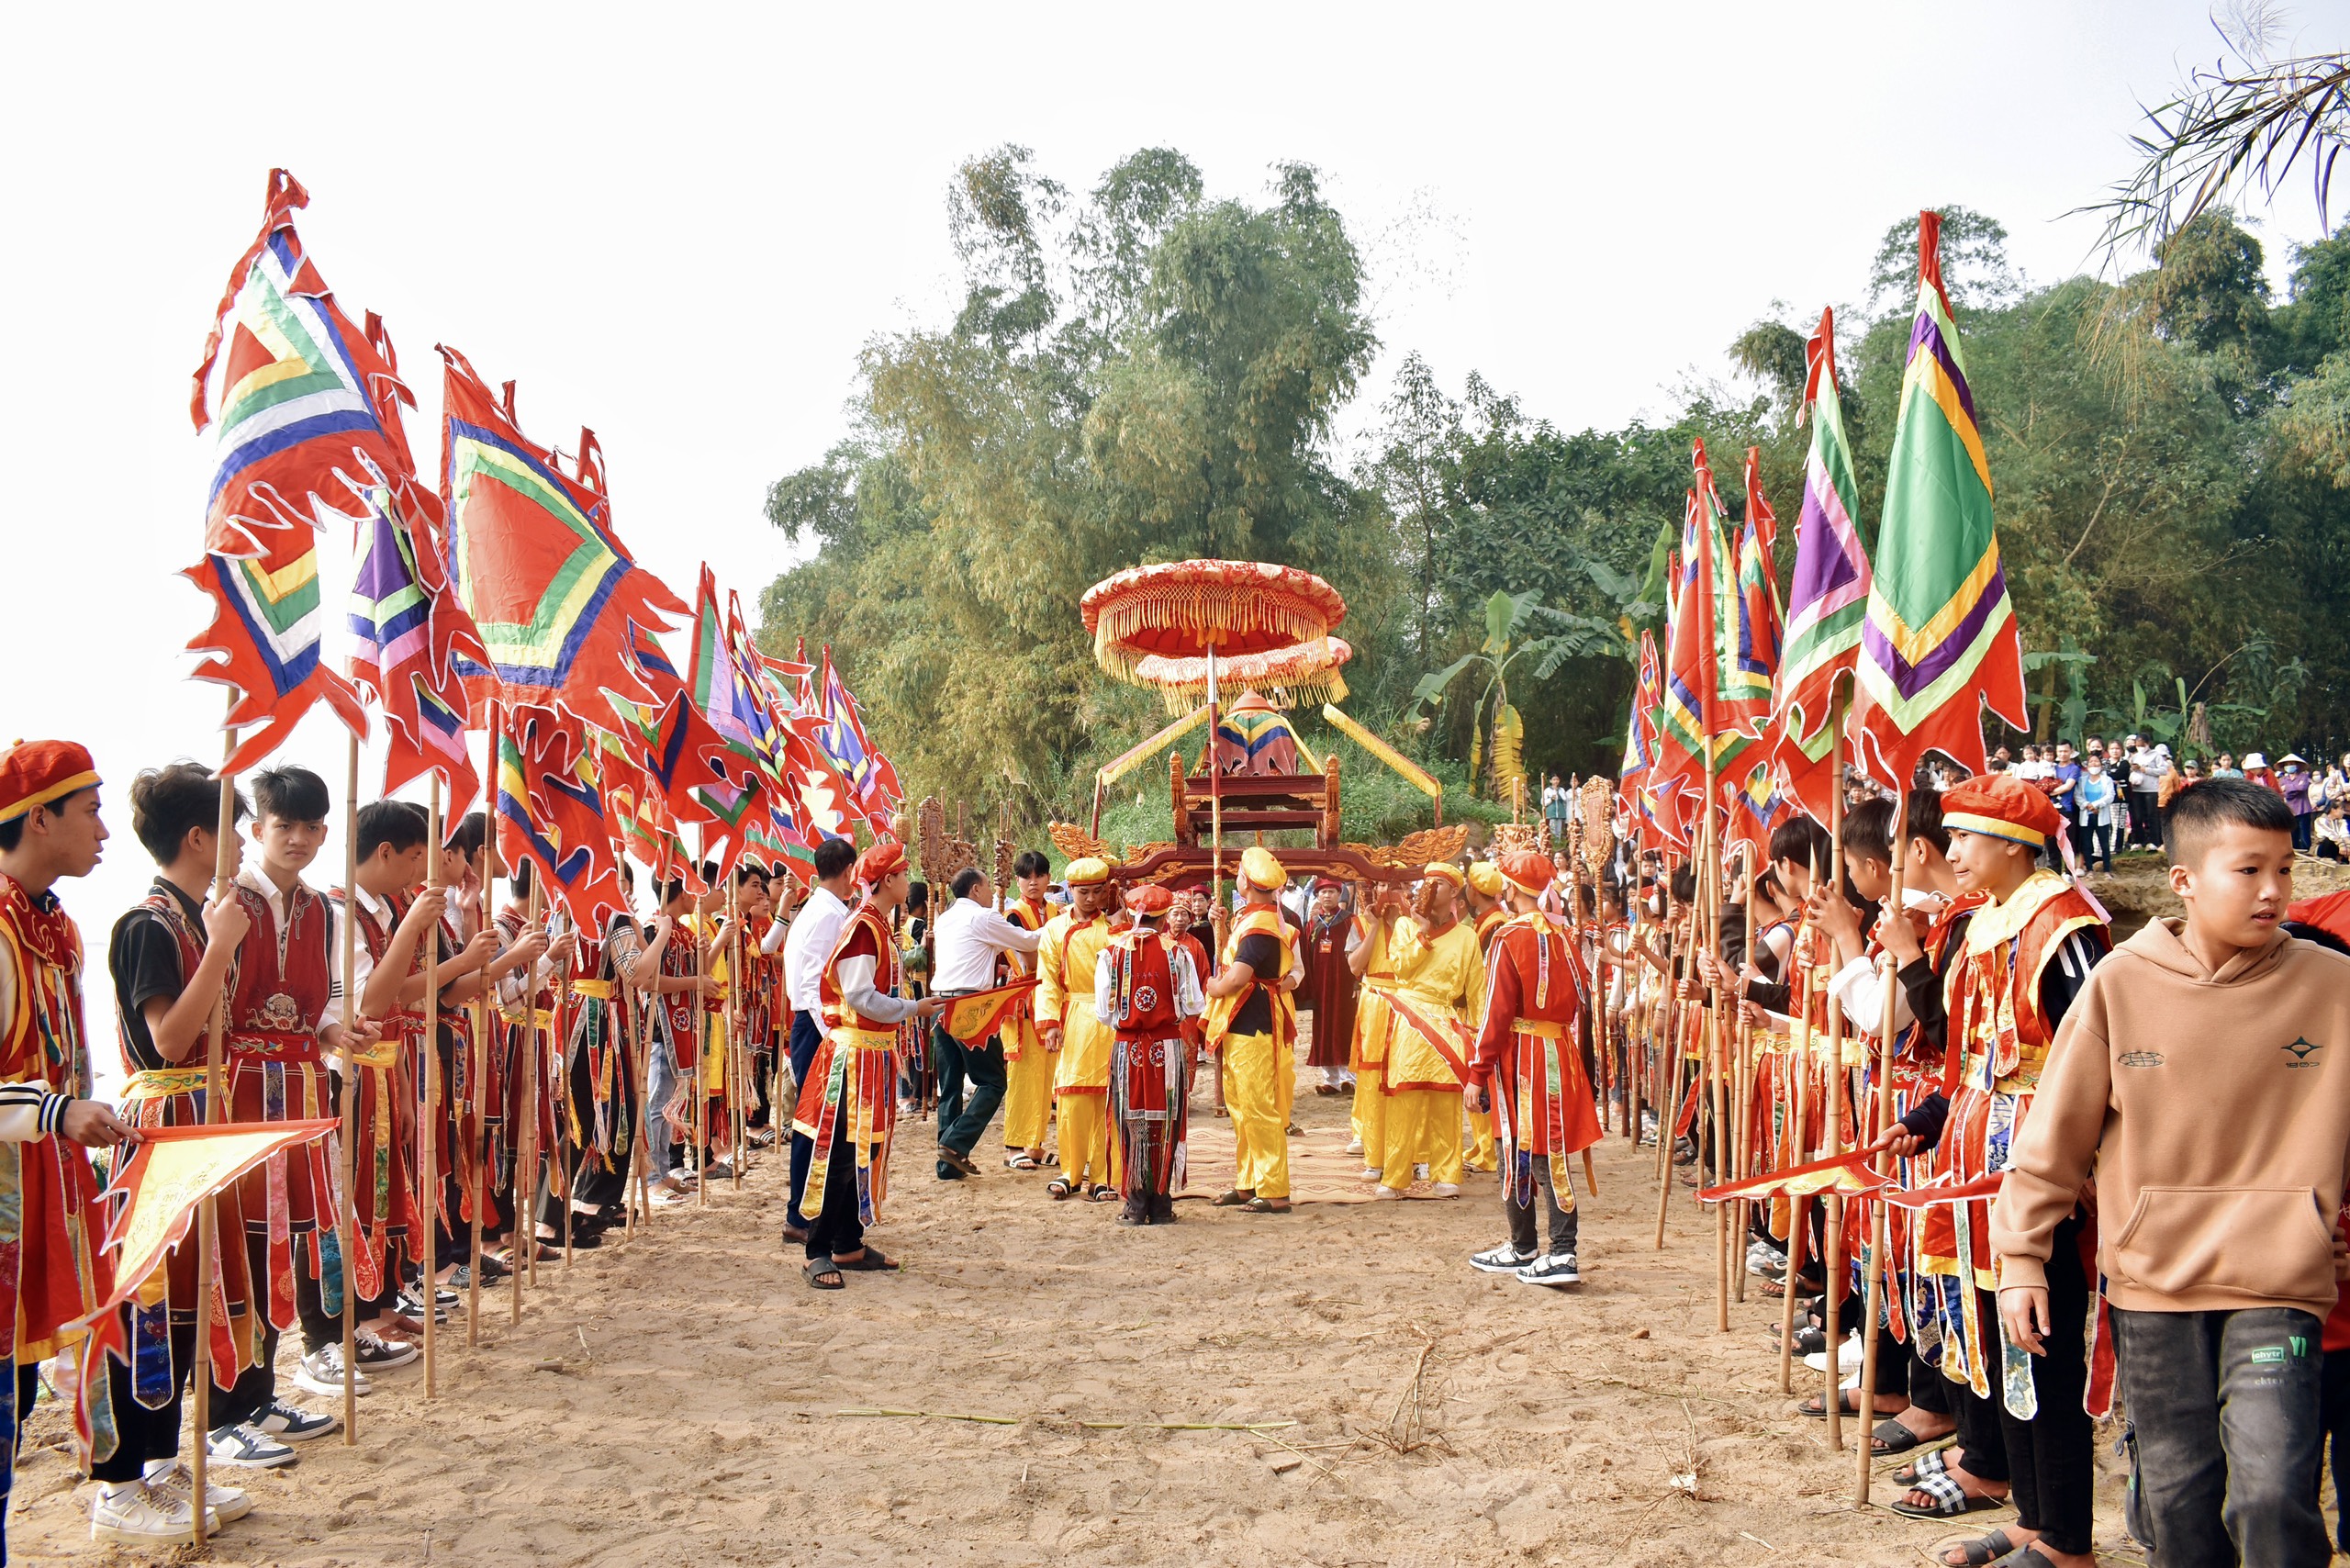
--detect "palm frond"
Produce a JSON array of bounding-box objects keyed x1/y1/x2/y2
[{"x1": 2083, "y1": 39, "x2": 2350, "y2": 263}]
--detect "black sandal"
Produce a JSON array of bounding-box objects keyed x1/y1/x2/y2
[
  {"x1": 1886, "y1": 1470, "x2": 2007, "y2": 1520},
  {"x1": 1086, "y1": 1184, "x2": 1119, "y2": 1203},
  {"x1": 803, "y1": 1259, "x2": 844, "y2": 1291},
  {"x1": 1938, "y1": 1529, "x2": 2016, "y2": 1568},
  {"x1": 1211, "y1": 1189, "x2": 1255, "y2": 1207},
  {"x1": 834, "y1": 1249, "x2": 899, "y2": 1271},
  {"x1": 1244, "y1": 1196, "x2": 1292, "y2": 1214},
  {"x1": 1047, "y1": 1180, "x2": 1073, "y2": 1200}
]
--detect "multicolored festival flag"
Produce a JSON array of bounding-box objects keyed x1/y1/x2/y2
[
  {"x1": 1653, "y1": 444, "x2": 1751, "y2": 812},
  {"x1": 1771, "y1": 308, "x2": 1873, "y2": 823},
  {"x1": 441, "y1": 348, "x2": 685, "y2": 720},
  {"x1": 348, "y1": 496, "x2": 487, "y2": 809},
  {"x1": 817, "y1": 649, "x2": 904, "y2": 821},
  {"x1": 1855, "y1": 213, "x2": 2028, "y2": 783},
  {"x1": 496, "y1": 706, "x2": 628, "y2": 928},
  {"x1": 185, "y1": 518, "x2": 370, "y2": 773},
  {"x1": 1617, "y1": 630, "x2": 1684, "y2": 850},
  {"x1": 190, "y1": 171, "x2": 439, "y2": 557}
]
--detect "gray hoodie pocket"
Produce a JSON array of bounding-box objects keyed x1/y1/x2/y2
[{"x1": 2112, "y1": 1186, "x2": 2334, "y2": 1303}]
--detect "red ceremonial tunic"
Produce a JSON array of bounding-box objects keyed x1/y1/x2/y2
[
  {"x1": 332, "y1": 890, "x2": 422, "y2": 1295},
  {"x1": 111, "y1": 886, "x2": 255, "y2": 1401},
  {"x1": 792, "y1": 903, "x2": 901, "y2": 1220},
  {"x1": 1470, "y1": 911, "x2": 1600, "y2": 1200},
  {"x1": 223, "y1": 878, "x2": 341, "y2": 1330},
  {"x1": 1299, "y1": 909, "x2": 1363, "y2": 1070},
  {"x1": 1103, "y1": 929, "x2": 1190, "y2": 1197}
]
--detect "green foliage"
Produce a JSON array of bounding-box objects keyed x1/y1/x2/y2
[{"x1": 764, "y1": 151, "x2": 2350, "y2": 829}]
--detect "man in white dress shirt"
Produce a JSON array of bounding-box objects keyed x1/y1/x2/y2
[
  {"x1": 929, "y1": 867, "x2": 1043, "y2": 1180},
  {"x1": 778, "y1": 836, "x2": 856, "y2": 1243}
]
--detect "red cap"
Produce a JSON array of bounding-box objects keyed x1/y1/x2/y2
[
  {"x1": 1498, "y1": 850, "x2": 1551, "y2": 898},
  {"x1": 1126, "y1": 884, "x2": 1174, "y2": 915},
  {"x1": 1942, "y1": 773, "x2": 2064, "y2": 847},
  {"x1": 0, "y1": 740, "x2": 99, "y2": 824},
  {"x1": 856, "y1": 838, "x2": 908, "y2": 884}
]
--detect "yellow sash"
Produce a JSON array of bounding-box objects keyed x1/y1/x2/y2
[
  {"x1": 572, "y1": 979, "x2": 615, "y2": 1001},
  {"x1": 122, "y1": 1066, "x2": 211, "y2": 1100}
]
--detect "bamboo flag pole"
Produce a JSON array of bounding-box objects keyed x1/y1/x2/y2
[
  {"x1": 557, "y1": 903, "x2": 575, "y2": 1269},
  {"x1": 1733, "y1": 857, "x2": 1758, "y2": 1307},
  {"x1": 1855, "y1": 785, "x2": 1908, "y2": 1504},
  {"x1": 1624, "y1": 883, "x2": 1641, "y2": 1145},
  {"x1": 420, "y1": 775, "x2": 442, "y2": 1398},
  {"x1": 467, "y1": 719, "x2": 500, "y2": 1344},
  {"x1": 338, "y1": 734, "x2": 362, "y2": 1438},
  {"x1": 1779, "y1": 940, "x2": 1812, "y2": 1394},
  {"x1": 1703, "y1": 766, "x2": 1730, "y2": 1335},
  {"x1": 1822, "y1": 766, "x2": 1847, "y2": 1451},
  {"x1": 518, "y1": 875, "x2": 543, "y2": 1299},
  {"x1": 1653, "y1": 904, "x2": 1689, "y2": 1249},
  {"x1": 189, "y1": 710, "x2": 236, "y2": 1549},
  {"x1": 695, "y1": 826, "x2": 710, "y2": 1208}
]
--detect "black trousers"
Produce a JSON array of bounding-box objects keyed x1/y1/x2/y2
[
  {"x1": 1991, "y1": 1212, "x2": 2095, "y2": 1556},
  {"x1": 786, "y1": 1012, "x2": 822, "y2": 1231},
  {"x1": 2320, "y1": 1345, "x2": 2350, "y2": 1551},
  {"x1": 92, "y1": 1316, "x2": 199, "y2": 1482},
  {"x1": 1505, "y1": 1159, "x2": 1579, "y2": 1257},
  {"x1": 804, "y1": 1111, "x2": 867, "y2": 1261},
  {"x1": 214, "y1": 1229, "x2": 337, "y2": 1428},
  {"x1": 3, "y1": 1361, "x2": 39, "y2": 1564}
]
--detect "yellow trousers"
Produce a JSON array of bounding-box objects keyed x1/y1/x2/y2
[
  {"x1": 1056, "y1": 1092, "x2": 1114, "y2": 1187},
  {"x1": 1350, "y1": 1060, "x2": 1386, "y2": 1159},
  {"x1": 1221, "y1": 1031, "x2": 1291, "y2": 1199},
  {"x1": 1381, "y1": 1089, "x2": 1463, "y2": 1190},
  {"x1": 1003, "y1": 1045, "x2": 1055, "y2": 1152},
  {"x1": 1465, "y1": 1102, "x2": 1496, "y2": 1171}
]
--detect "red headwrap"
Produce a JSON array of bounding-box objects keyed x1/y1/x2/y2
[{"x1": 1125, "y1": 884, "x2": 1174, "y2": 915}]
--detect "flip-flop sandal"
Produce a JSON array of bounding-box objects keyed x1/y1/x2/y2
[
  {"x1": 1047, "y1": 1180, "x2": 1074, "y2": 1200},
  {"x1": 1886, "y1": 1471, "x2": 2006, "y2": 1520},
  {"x1": 1244, "y1": 1197, "x2": 1292, "y2": 1214},
  {"x1": 1210, "y1": 1190, "x2": 1255, "y2": 1207},
  {"x1": 835, "y1": 1249, "x2": 899, "y2": 1271},
  {"x1": 1935, "y1": 1529, "x2": 2017, "y2": 1567},
  {"x1": 1801, "y1": 1390, "x2": 1865, "y2": 1418},
  {"x1": 804, "y1": 1259, "x2": 845, "y2": 1291}
]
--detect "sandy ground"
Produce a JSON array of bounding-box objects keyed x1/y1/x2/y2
[{"x1": 13, "y1": 1045, "x2": 2139, "y2": 1568}]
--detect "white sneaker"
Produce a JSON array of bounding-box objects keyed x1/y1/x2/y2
[
  {"x1": 90, "y1": 1480, "x2": 212, "y2": 1543},
  {"x1": 145, "y1": 1459, "x2": 252, "y2": 1523},
  {"x1": 1371, "y1": 1186, "x2": 1404, "y2": 1202},
  {"x1": 1360, "y1": 1165, "x2": 1382, "y2": 1181},
  {"x1": 1344, "y1": 1138, "x2": 1363, "y2": 1155},
  {"x1": 1469, "y1": 1244, "x2": 1536, "y2": 1274},
  {"x1": 1431, "y1": 1182, "x2": 1461, "y2": 1198},
  {"x1": 293, "y1": 1342, "x2": 375, "y2": 1398},
  {"x1": 206, "y1": 1422, "x2": 296, "y2": 1468},
  {"x1": 1516, "y1": 1252, "x2": 1583, "y2": 1288}
]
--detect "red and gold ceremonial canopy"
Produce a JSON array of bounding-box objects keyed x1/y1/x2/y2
[
  {"x1": 1131, "y1": 636, "x2": 1351, "y2": 714},
  {"x1": 1081, "y1": 559, "x2": 1346, "y2": 676}
]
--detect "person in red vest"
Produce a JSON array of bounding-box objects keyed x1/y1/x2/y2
[
  {"x1": 1093, "y1": 885, "x2": 1203, "y2": 1226},
  {"x1": 1464, "y1": 850, "x2": 1599, "y2": 1288}
]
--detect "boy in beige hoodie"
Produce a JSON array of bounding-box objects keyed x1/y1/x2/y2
[{"x1": 1993, "y1": 778, "x2": 2350, "y2": 1568}]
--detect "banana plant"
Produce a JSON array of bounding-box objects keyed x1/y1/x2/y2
[{"x1": 1412, "y1": 589, "x2": 1614, "y2": 798}]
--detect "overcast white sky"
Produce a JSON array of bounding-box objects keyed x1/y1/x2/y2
[{"x1": 5, "y1": 1, "x2": 2344, "y2": 1048}]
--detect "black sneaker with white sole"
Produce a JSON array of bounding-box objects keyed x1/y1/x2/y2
[
  {"x1": 206, "y1": 1421, "x2": 297, "y2": 1469},
  {"x1": 1468, "y1": 1244, "x2": 1537, "y2": 1275},
  {"x1": 253, "y1": 1399, "x2": 339, "y2": 1442},
  {"x1": 1516, "y1": 1252, "x2": 1582, "y2": 1288}
]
